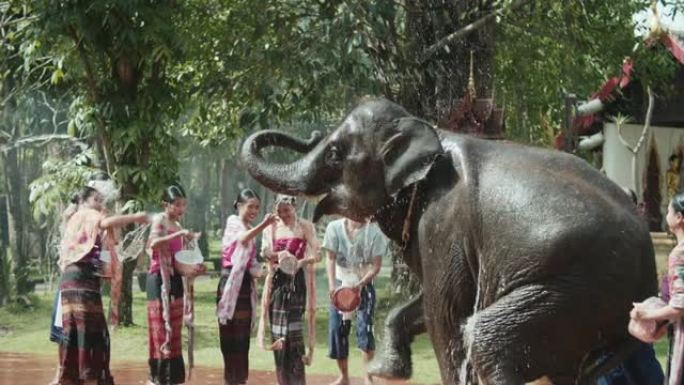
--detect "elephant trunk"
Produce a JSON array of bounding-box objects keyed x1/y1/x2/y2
[{"x1": 240, "y1": 130, "x2": 330, "y2": 196}]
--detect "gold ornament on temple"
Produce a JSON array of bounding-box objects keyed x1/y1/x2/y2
[{"x1": 666, "y1": 154, "x2": 680, "y2": 200}]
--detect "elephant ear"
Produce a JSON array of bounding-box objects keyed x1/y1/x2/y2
[{"x1": 380, "y1": 117, "x2": 444, "y2": 197}]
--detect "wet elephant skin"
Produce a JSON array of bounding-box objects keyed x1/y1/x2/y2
[{"x1": 241, "y1": 97, "x2": 657, "y2": 385}]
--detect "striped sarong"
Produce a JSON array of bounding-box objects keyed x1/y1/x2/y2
[
  {"x1": 217, "y1": 268, "x2": 253, "y2": 385},
  {"x1": 270, "y1": 269, "x2": 307, "y2": 385},
  {"x1": 147, "y1": 272, "x2": 185, "y2": 385},
  {"x1": 58, "y1": 261, "x2": 114, "y2": 385}
]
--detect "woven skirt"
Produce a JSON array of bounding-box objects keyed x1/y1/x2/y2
[
  {"x1": 147, "y1": 272, "x2": 185, "y2": 385},
  {"x1": 270, "y1": 269, "x2": 307, "y2": 385},
  {"x1": 58, "y1": 261, "x2": 114, "y2": 385},
  {"x1": 217, "y1": 269, "x2": 253, "y2": 385}
]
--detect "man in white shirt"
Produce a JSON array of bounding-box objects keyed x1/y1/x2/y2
[{"x1": 323, "y1": 217, "x2": 388, "y2": 385}]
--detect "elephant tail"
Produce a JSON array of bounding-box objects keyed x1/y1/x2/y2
[{"x1": 574, "y1": 337, "x2": 641, "y2": 385}]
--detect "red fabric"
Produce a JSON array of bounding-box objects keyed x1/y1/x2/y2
[
  {"x1": 554, "y1": 132, "x2": 566, "y2": 150},
  {"x1": 273, "y1": 237, "x2": 307, "y2": 260},
  {"x1": 619, "y1": 59, "x2": 634, "y2": 88},
  {"x1": 574, "y1": 115, "x2": 596, "y2": 134},
  {"x1": 105, "y1": 229, "x2": 121, "y2": 326},
  {"x1": 593, "y1": 58, "x2": 633, "y2": 103},
  {"x1": 662, "y1": 34, "x2": 684, "y2": 65},
  {"x1": 565, "y1": 58, "x2": 634, "y2": 141},
  {"x1": 555, "y1": 57, "x2": 637, "y2": 149},
  {"x1": 595, "y1": 77, "x2": 619, "y2": 102},
  {"x1": 149, "y1": 233, "x2": 183, "y2": 274},
  {"x1": 148, "y1": 297, "x2": 184, "y2": 359}
]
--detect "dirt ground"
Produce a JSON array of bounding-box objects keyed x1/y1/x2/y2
[{"x1": 0, "y1": 352, "x2": 412, "y2": 385}]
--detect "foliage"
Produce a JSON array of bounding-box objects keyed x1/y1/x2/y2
[
  {"x1": 23, "y1": 0, "x2": 188, "y2": 204},
  {"x1": 498, "y1": 1, "x2": 683, "y2": 145},
  {"x1": 28, "y1": 148, "x2": 98, "y2": 221},
  {"x1": 632, "y1": 38, "x2": 683, "y2": 99},
  {"x1": 1, "y1": 2, "x2": 53, "y2": 114},
  {"x1": 498, "y1": 1, "x2": 633, "y2": 145},
  {"x1": 0, "y1": 248, "x2": 13, "y2": 306},
  {"x1": 176, "y1": 0, "x2": 386, "y2": 147},
  {"x1": 172, "y1": 0, "x2": 684, "y2": 149},
  {"x1": 2, "y1": 0, "x2": 682, "y2": 308}
]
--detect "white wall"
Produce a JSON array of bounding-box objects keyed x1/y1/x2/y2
[{"x1": 603, "y1": 122, "x2": 684, "y2": 214}]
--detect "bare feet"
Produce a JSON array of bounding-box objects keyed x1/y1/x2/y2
[
  {"x1": 48, "y1": 366, "x2": 60, "y2": 385},
  {"x1": 328, "y1": 376, "x2": 350, "y2": 385}
]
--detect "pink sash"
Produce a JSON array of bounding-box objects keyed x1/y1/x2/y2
[{"x1": 217, "y1": 215, "x2": 257, "y2": 325}]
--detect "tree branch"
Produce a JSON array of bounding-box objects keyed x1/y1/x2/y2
[
  {"x1": 615, "y1": 86, "x2": 654, "y2": 192},
  {"x1": 1, "y1": 134, "x2": 88, "y2": 152},
  {"x1": 633, "y1": 87, "x2": 654, "y2": 154},
  {"x1": 68, "y1": 26, "x2": 100, "y2": 102},
  {"x1": 66, "y1": 26, "x2": 115, "y2": 175},
  {"x1": 420, "y1": 0, "x2": 529, "y2": 63}
]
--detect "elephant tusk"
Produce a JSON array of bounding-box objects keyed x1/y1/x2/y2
[
  {"x1": 380, "y1": 132, "x2": 405, "y2": 159},
  {"x1": 401, "y1": 184, "x2": 419, "y2": 249}
]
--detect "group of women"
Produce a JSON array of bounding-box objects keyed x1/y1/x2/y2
[{"x1": 52, "y1": 183, "x2": 320, "y2": 385}]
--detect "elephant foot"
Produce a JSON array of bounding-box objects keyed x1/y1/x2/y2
[{"x1": 367, "y1": 343, "x2": 412, "y2": 380}]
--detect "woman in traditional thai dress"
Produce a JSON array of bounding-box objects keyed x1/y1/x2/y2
[
  {"x1": 57, "y1": 186, "x2": 149, "y2": 385},
  {"x1": 217, "y1": 188, "x2": 274, "y2": 385},
  {"x1": 146, "y1": 185, "x2": 205, "y2": 385},
  {"x1": 260, "y1": 195, "x2": 320, "y2": 385},
  {"x1": 49, "y1": 193, "x2": 81, "y2": 385},
  {"x1": 631, "y1": 191, "x2": 684, "y2": 385}
]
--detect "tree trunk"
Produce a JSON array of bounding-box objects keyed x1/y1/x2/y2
[
  {"x1": 193, "y1": 155, "x2": 211, "y2": 258},
  {"x1": 117, "y1": 258, "x2": 137, "y2": 326},
  {"x1": 115, "y1": 180, "x2": 139, "y2": 326},
  {"x1": 3, "y1": 148, "x2": 30, "y2": 296},
  {"x1": 219, "y1": 158, "x2": 231, "y2": 232},
  {"x1": 0, "y1": 197, "x2": 9, "y2": 305}
]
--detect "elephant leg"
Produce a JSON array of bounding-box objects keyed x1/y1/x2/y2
[
  {"x1": 368, "y1": 291, "x2": 426, "y2": 379},
  {"x1": 464, "y1": 283, "x2": 586, "y2": 385}
]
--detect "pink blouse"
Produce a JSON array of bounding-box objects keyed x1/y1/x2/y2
[{"x1": 147, "y1": 214, "x2": 184, "y2": 274}]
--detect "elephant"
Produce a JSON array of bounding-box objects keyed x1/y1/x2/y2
[{"x1": 240, "y1": 97, "x2": 657, "y2": 384}]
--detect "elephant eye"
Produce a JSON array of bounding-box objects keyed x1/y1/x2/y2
[{"x1": 326, "y1": 145, "x2": 343, "y2": 164}]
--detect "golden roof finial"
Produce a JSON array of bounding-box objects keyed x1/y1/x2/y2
[{"x1": 467, "y1": 50, "x2": 476, "y2": 99}]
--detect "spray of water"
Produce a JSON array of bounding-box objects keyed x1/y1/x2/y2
[{"x1": 116, "y1": 224, "x2": 151, "y2": 262}]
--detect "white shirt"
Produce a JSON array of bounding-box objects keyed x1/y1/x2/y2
[{"x1": 322, "y1": 219, "x2": 388, "y2": 284}]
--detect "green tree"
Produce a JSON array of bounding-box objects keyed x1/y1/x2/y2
[
  {"x1": 22, "y1": 0, "x2": 189, "y2": 323},
  {"x1": 0, "y1": 2, "x2": 77, "y2": 303}
]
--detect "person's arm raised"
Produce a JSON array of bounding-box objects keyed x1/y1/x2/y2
[
  {"x1": 238, "y1": 213, "x2": 277, "y2": 245},
  {"x1": 100, "y1": 212, "x2": 149, "y2": 229}
]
